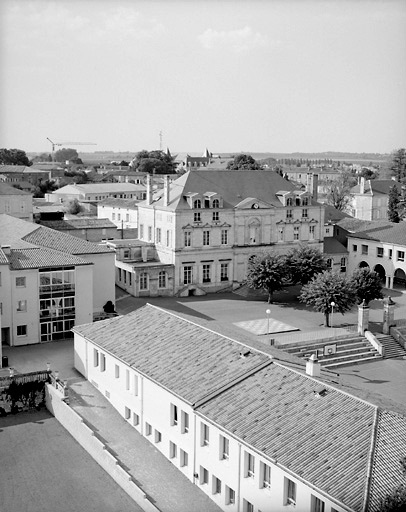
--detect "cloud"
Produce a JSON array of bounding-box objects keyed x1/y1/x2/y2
[{"x1": 198, "y1": 26, "x2": 274, "y2": 52}]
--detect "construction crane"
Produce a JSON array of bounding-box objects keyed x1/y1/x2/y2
[{"x1": 46, "y1": 138, "x2": 97, "y2": 160}]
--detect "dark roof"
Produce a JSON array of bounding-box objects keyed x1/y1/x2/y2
[
  {"x1": 0, "y1": 182, "x2": 31, "y2": 196},
  {"x1": 0, "y1": 165, "x2": 28, "y2": 173},
  {"x1": 351, "y1": 179, "x2": 402, "y2": 195},
  {"x1": 7, "y1": 247, "x2": 91, "y2": 269},
  {"x1": 98, "y1": 198, "x2": 139, "y2": 208},
  {"x1": 348, "y1": 222, "x2": 406, "y2": 245},
  {"x1": 323, "y1": 237, "x2": 348, "y2": 254},
  {"x1": 40, "y1": 218, "x2": 117, "y2": 230},
  {"x1": 323, "y1": 204, "x2": 352, "y2": 223},
  {"x1": 336, "y1": 218, "x2": 392, "y2": 233}
]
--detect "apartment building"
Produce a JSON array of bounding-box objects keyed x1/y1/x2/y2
[
  {"x1": 131, "y1": 170, "x2": 324, "y2": 296},
  {"x1": 73, "y1": 304, "x2": 406, "y2": 512},
  {"x1": 0, "y1": 214, "x2": 115, "y2": 347},
  {"x1": 349, "y1": 178, "x2": 402, "y2": 221},
  {"x1": 46, "y1": 182, "x2": 146, "y2": 204},
  {"x1": 0, "y1": 182, "x2": 33, "y2": 221},
  {"x1": 97, "y1": 198, "x2": 139, "y2": 229},
  {"x1": 347, "y1": 221, "x2": 406, "y2": 289}
]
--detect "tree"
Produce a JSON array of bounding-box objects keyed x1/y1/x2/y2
[
  {"x1": 325, "y1": 171, "x2": 357, "y2": 212},
  {"x1": 390, "y1": 148, "x2": 406, "y2": 184},
  {"x1": 54, "y1": 148, "x2": 79, "y2": 162},
  {"x1": 129, "y1": 150, "x2": 174, "y2": 174},
  {"x1": 246, "y1": 253, "x2": 287, "y2": 303},
  {"x1": 352, "y1": 268, "x2": 384, "y2": 305},
  {"x1": 388, "y1": 184, "x2": 404, "y2": 223},
  {"x1": 299, "y1": 271, "x2": 357, "y2": 327},
  {"x1": 0, "y1": 148, "x2": 32, "y2": 166},
  {"x1": 226, "y1": 154, "x2": 261, "y2": 170},
  {"x1": 32, "y1": 179, "x2": 59, "y2": 198},
  {"x1": 285, "y1": 245, "x2": 327, "y2": 285},
  {"x1": 64, "y1": 198, "x2": 83, "y2": 215},
  {"x1": 379, "y1": 484, "x2": 406, "y2": 512}
]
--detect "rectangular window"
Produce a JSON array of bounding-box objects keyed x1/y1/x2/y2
[
  {"x1": 154, "y1": 430, "x2": 162, "y2": 443},
  {"x1": 261, "y1": 462, "x2": 271, "y2": 489},
  {"x1": 200, "y1": 466, "x2": 209, "y2": 485},
  {"x1": 169, "y1": 441, "x2": 177, "y2": 459},
  {"x1": 133, "y1": 413, "x2": 139, "y2": 426},
  {"x1": 201, "y1": 422, "x2": 209, "y2": 446},
  {"x1": 243, "y1": 500, "x2": 254, "y2": 512},
  {"x1": 377, "y1": 247, "x2": 384, "y2": 258},
  {"x1": 125, "y1": 407, "x2": 131, "y2": 420},
  {"x1": 145, "y1": 423, "x2": 152, "y2": 436},
  {"x1": 139, "y1": 224, "x2": 144, "y2": 238},
  {"x1": 212, "y1": 476, "x2": 221, "y2": 495},
  {"x1": 184, "y1": 231, "x2": 191, "y2": 247},
  {"x1": 294, "y1": 226, "x2": 300, "y2": 240},
  {"x1": 278, "y1": 227, "x2": 284, "y2": 241},
  {"x1": 311, "y1": 495, "x2": 325, "y2": 512},
  {"x1": 17, "y1": 325, "x2": 27, "y2": 336},
  {"x1": 221, "y1": 229, "x2": 228, "y2": 245},
  {"x1": 285, "y1": 478, "x2": 297, "y2": 505},
  {"x1": 389, "y1": 249, "x2": 393, "y2": 259},
  {"x1": 220, "y1": 435, "x2": 229, "y2": 460},
  {"x1": 202, "y1": 264, "x2": 211, "y2": 283},
  {"x1": 93, "y1": 349, "x2": 99, "y2": 367},
  {"x1": 158, "y1": 271, "x2": 166, "y2": 289},
  {"x1": 16, "y1": 276, "x2": 26, "y2": 287},
  {"x1": 117, "y1": 213, "x2": 121, "y2": 221},
  {"x1": 171, "y1": 403, "x2": 178, "y2": 426},
  {"x1": 115, "y1": 364, "x2": 120, "y2": 379},
  {"x1": 220, "y1": 263, "x2": 229, "y2": 281},
  {"x1": 309, "y1": 225, "x2": 315, "y2": 239},
  {"x1": 126, "y1": 213, "x2": 129, "y2": 222},
  {"x1": 139, "y1": 273, "x2": 148, "y2": 290},
  {"x1": 397, "y1": 251, "x2": 405, "y2": 262},
  {"x1": 225, "y1": 486, "x2": 235, "y2": 505},
  {"x1": 302, "y1": 208, "x2": 308, "y2": 218},
  {"x1": 112, "y1": 212, "x2": 116, "y2": 220},
  {"x1": 180, "y1": 449, "x2": 188, "y2": 467},
  {"x1": 246, "y1": 452, "x2": 255, "y2": 478},
  {"x1": 353, "y1": 244, "x2": 358, "y2": 252},
  {"x1": 183, "y1": 266, "x2": 192, "y2": 285},
  {"x1": 362, "y1": 244, "x2": 368, "y2": 255},
  {"x1": 17, "y1": 300, "x2": 27, "y2": 312},
  {"x1": 100, "y1": 353, "x2": 106, "y2": 372},
  {"x1": 212, "y1": 211, "x2": 219, "y2": 221},
  {"x1": 125, "y1": 369, "x2": 130, "y2": 390},
  {"x1": 156, "y1": 227, "x2": 162, "y2": 243},
  {"x1": 194, "y1": 212, "x2": 201, "y2": 222},
  {"x1": 181, "y1": 411, "x2": 189, "y2": 433},
  {"x1": 166, "y1": 230, "x2": 171, "y2": 247},
  {"x1": 286, "y1": 209, "x2": 293, "y2": 219},
  {"x1": 134, "y1": 374, "x2": 139, "y2": 396},
  {"x1": 148, "y1": 226, "x2": 152, "y2": 241},
  {"x1": 203, "y1": 230, "x2": 210, "y2": 246},
  {"x1": 340, "y1": 257, "x2": 346, "y2": 273}
]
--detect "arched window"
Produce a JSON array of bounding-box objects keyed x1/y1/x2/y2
[
  {"x1": 286, "y1": 198, "x2": 293, "y2": 207},
  {"x1": 295, "y1": 197, "x2": 301, "y2": 206},
  {"x1": 212, "y1": 199, "x2": 220, "y2": 208},
  {"x1": 302, "y1": 197, "x2": 308, "y2": 206},
  {"x1": 194, "y1": 199, "x2": 201, "y2": 209}
]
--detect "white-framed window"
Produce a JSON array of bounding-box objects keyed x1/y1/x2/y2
[
  {"x1": 145, "y1": 423, "x2": 152, "y2": 436},
  {"x1": 117, "y1": 213, "x2": 121, "y2": 221},
  {"x1": 397, "y1": 250, "x2": 405, "y2": 262},
  {"x1": 201, "y1": 422, "x2": 209, "y2": 446},
  {"x1": 133, "y1": 413, "x2": 139, "y2": 426},
  {"x1": 183, "y1": 266, "x2": 192, "y2": 285},
  {"x1": 302, "y1": 208, "x2": 308, "y2": 218},
  {"x1": 286, "y1": 209, "x2": 293, "y2": 219},
  {"x1": 327, "y1": 258, "x2": 333, "y2": 269},
  {"x1": 212, "y1": 211, "x2": 219, "y2": 221},
  {"x1": 286, "y1": 197, "x2": 293, "y2": 206},
  {"x1": 200, "y1": 466, "x2": 209, "y2": 485},
  {"x1": 212, "y1": 476, "x2": 221, "y2": 495},
  {"x1": 169, "y1": 441, "x2": 177, "y2": 459},
  {"x1": 123, "y1": 249, "x2": 130, "y2": 259},
  {"x1": 181, "y1": 411, "x2": 189, "y2": 433},
  {"x1": 309, "y1": 225, "x2": 315, "y2": 239},
  {"x1": 202, "y1": 264, "x2": 211, "y2": 283},
  {"x1": 294, "y1": 226, "x2": 300, "y2": 240},
  {"x1": 93, "y1": 349, "x2": 99, "y2": 367},
  {"x1": 115, "y1": 364, "x2": 120, "y2": 379},
  {"x1": 377, "y1": 247, "x2": 384, "y2": 258},
  {"x1": 170, "y1": 403, "x2": 178, "y2": 426},
  {"x1": 213, "y1": 199, "x2": 220, "y2": 208},
  {"x1": 285, "y1": 477, "x2": 297, "y2": 505},
  {"x1": 311, "y1": 495, "x2": 325, "y2": 512},
  {"x1": 126, "y1": 213, "x2": 130, "y2": 222},
  {"x1": 112, "y1": 212, "x2": 115, "y2": 220},
  {"x1": 194, "y1": 212, "x2": 201, "y2": 222},
  {"x1": 243, "y1": 499, "x2": 254, "y2": 512},
  {"x1": 220, "y1": 262, "x2": 229, "y2": 281},
  {"x1": 225, "y1": 486, "x2": 235, "y2": 505},
  {"x1": 362, "y1": 244, "x2": 368, "y2": 255},
  {"x1": 124, "y1": 406, "x2": 131, "y2": 419},
  {"x1": 154, "y1": 430, "x2": 162, "y2": 443},
  {"x1": 389, "y1": 249, "x2": 393, "y2": 259},
  {"x1": 139, "y1": 224, "x2": 144, "y2": 238},
  {"x1": 261, "y1": 462, "x2": 271, "y2": 489},
  {"x1": 16, "y1": 276, "x2": 26, "y2": 287},
  {"x1": 166, "y1": 230, "x2": 171, "y2": 247},
  {"x1": 220, "y1": 435, "x2": 229, "y2": 460},
  {"x1": 134, "y1": 374, "x2": 139, "y2": 396},
  {"x1": 278, "y1": 227, "x2": 284, "y2": 241},
  {"x1": 203, "y1": 230, "x2": 210, "y2": 246},
  {"x1": 340, "y1": 257, "x2": 346, "y2": 272},
  {"x1": 194, "y1": 199, "x2": 201, "y2": 209},
  {"x1": 184, "y1": 231, "x2": 192, "y2": 247},
  {"x1": 17, "y1": 325, "x2": 27, "y2": 336},
  {"x1": 100, "y1": 353, "x2": 106, "y2": 372},
  {"x1": 158, "y1": 271, "x2": 167, "y2": 289},
  {"x1": 245, "y1": 452, "x2": 255, "y2": 478},
  {"x1": 139, "y1": 273, "x2": 148, "y2": 290},
  {"x1": 180, "y1": 449, "x2": 188, "y2": 467},
  {"x1": 125, "y1": 369, "x2": 130, "y2": 390},
  {"x1": 156, "y1": 227, "x2": 162, "y2": 243},
  {"x1": 221, "y1": 229, "x2": 228, "y2": 245},
  {"x1": 17, "y1": 300, "x2": 27, "y2": 312}
]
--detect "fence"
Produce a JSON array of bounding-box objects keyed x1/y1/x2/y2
[{"x1": 273, "y1": 324, "x2": 358, "y2": 348}]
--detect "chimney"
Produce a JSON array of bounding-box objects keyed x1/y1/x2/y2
[
  {"x1": 306, "y1": 353, "x2": 321, "y2": 377},
  {"x1": 1, "y1": 245, "x2": 11, "y2": 255},
  {"x1": 312, "y1": 173, "x2": 318, "y2": 201},
  {"x1": 146, "y1": 174, "x2": 153, "y2": 205},
  {"x1": 360, "y1": 176, "x2": 365, "y2": 194},
  {"x1": 163, "y1": 175, "x2": 170, "y2": 207},
  {"x1": 141, "y1": 246, "x2": 148, "y2": 262}
]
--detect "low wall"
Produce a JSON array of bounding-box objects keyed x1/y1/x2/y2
[
  {"x1": 390, "y1": 326, "x2": 406, "y2": 349},
  {"x1": 45, "y1": 384, "x2": 160, "y2": 512},
  {"x1": 364, "y1": 331, "x2": 384, "y2": 356}
]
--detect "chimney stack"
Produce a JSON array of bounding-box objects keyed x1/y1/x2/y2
[
  {"x1": 163, "y1": 175, "x2": 170, "y2": 207},
  {"x1": 146, "y1": 174, "x2": 153, "y2": 205},
  {"x1": 312, "y1": 173, "x2": 318, "y2": 201},
  {"x1": 360, "y1": 176, "x2": 365, "y2": 194},
  {"x1": 306, "y1": 353, "x2": 321, "y2": 377}
]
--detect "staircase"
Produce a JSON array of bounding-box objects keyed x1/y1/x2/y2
[
  {"x1": 374, "y1": 334, "x2": 406, "y2": 359},
  {"x1": 282, "y1": 336, "x2": 383, "y2": 370}
]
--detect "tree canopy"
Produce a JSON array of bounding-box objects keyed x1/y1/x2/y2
[
  {"x1": 390, "y1": 148, "x2": 406, "y2": 184},
  {"x1": 55, "y1": 148, "x2": 79, "y2": 162},
  {"x1": 388, "y1": 185, "x2": 402, "y2": 223},
  {"x1": 0, "y1": 148, "x2": 32, "y2": 166},
  {"x1": 299, "y1": 271, "x2": 357, "y2": 327},
  {"x1": 352, "y1": 268, "x2": 384, "y2": 305},
  {"x1": 325, "y1": 171, "x2": 357, "y2": 212},
  {"x1": 246, "y1": 253, "x2": 288, "y2": 303},
  {"x1": 226, "y1": 154, "x2": 261, "y2": 170},
  {"x1": 129, "y1": 150, "x2": 175, "y2": 174},
  {"x1": 378, "y1": 484, "x2": 406, "y2": 512},
  {"x1": 284, "y1": 245, "x2": 327, "y2": 285},
  {"x1": 64, "y1": 198, "x2": 83, "y2": 215}
]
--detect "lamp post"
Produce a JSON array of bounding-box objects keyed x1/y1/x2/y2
[
  {"x1": 266, "y1": 309, "x2": 271, "y2": 334},
  {"x1": 330, "y1": 302, "x2": 335, "y2": 329}
]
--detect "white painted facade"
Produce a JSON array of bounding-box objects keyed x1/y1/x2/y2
[{"x1": 97, "y1": 202, "x2": 139, "y2": 229}]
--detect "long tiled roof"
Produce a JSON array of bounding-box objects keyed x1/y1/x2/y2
[
  {"x1": 367, "y1": 410, "x2": 406, "y2": 512},
  {"x1": 337, "y1": 218, "x2": 392, "y2": 233},
  {"x1": 98, "y1": 198, "x2": 139, "y2": 208},
  {"x1": 0, "y1": 182, "x2": 31, "y2": 195},
  {"x1": 351, "y1": 179, "x2": 402, "y2": 195},
  {"x1": 349, "y1": 222, "x2": 406, "y2": 246},
  {"x1": 197, "y1": 362, "x2": 375, "y2": 512},
  {"x1": 40, "y1": 218, "x2": 117, "y2": 230},
  {"x1": 8, "y1": 247, "x2": 92, "y2": 269},
  {"x1": 72, "y1": 304, "x2": 270, "y2": 405},
  {"x1": 323, "y1": 237, "x2": 348, "y2": 254},
  {"x1": 23, "y1": 226, "x2": 113, "y2": 254},
  {"x1": 54, "y1": 183, "x2": 145, "y2": 194},
  {"x1": 145, "y1": 170, "x2": 301, "y2": 210}
]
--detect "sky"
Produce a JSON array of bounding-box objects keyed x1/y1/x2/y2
[{"x1": 1, "y1": 0, "x2": 405, "y2": 155}]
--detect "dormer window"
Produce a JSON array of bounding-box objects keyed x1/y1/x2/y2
[
  {"x1": 295, "y1": 197, "x2": 301, "y2": 206},
  {"x1": 212, "y1": 199, "x2": 220, "y2": 208},
  {"x1": 302, "y1": 196, "x2": 309, "y2": 206},
  {"x1": 194, "y1": 199, "x2": 201, "y2": 209},
  {"x1": 286, "y1": 197, "x2": 293, "y2": 207}
]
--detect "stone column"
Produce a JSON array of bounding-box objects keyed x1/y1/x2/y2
[
  {"x1": 385, "y1": 275, "x2": 392, "y2": 289},
  {"x1": 358, "y1": 299, "x2": 369, "y2": 335},
  {"x1": 383, "y1": 296, "x2": 396, "y2": 334}
]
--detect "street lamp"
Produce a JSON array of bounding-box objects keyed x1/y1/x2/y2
[
  {"x1": 266, "y1": 309, "x2": 271, "y2": 334},
  {"x1": 330, "y1": 302, "x2": 335, "y2": 329}
]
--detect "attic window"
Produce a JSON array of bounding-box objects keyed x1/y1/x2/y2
[
  {"x1": 239, "y1": 349, "x2": 251, "y2": 358},
  {"x1": 313, "y1": 388, "x2": 327, "y2": 398}
]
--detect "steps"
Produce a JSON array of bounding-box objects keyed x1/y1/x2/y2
[
  {"x1": 280, "y1": 336, "x2": 382, "y2": 370},
  {"x1": 374, "y1": 334, "x2": 406, "y2": 359}
]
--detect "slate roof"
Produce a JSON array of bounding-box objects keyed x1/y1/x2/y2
[
  {"x1": 0, "y1": 182, "x2": 31, "y2": 196},
  {"x1": 323, "y1": 237, "x2": 348, "y2": 254},
  {"x1": 40, "y1": 218, "x2": 117, "y2": 230},
  {"x1": 54, "y1": 183, "x2": 145, "y2": 194},
  {"x1": 323, "y1": 204, "x2": 352, "y2": 223},
  {"x1": 348, "y1": 222, "x2": 406, "y2": 246},
  {"x1": 336, "y1": 218, "x2": 392, "y2": 233},
  {"x1": 0, "y1": 165, "x2": 29, "y2": 173},
  {"x1": 145, "y1": 170, "x2": 302, "y2": 210},
  {"x1": 72, "y1": 304, "x2": 270, "y2": 405},
  {"x1": 351, "y1": 179, "x2": 402, "y2": 195},
  {"x1": 98, "y1": 198, "x2": 139, "y2": 208},
  {"x1": 196, "y1": 362, "x2": 376, "y2": 512},
  {"x1": 7, "y1": 247, "x2": 92, "y2": 269}
]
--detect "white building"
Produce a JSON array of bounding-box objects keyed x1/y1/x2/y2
[
  {"x1": 97, "y1": 198, "x2": 139, "y2": 229},
  {"x1": 349, "y1": 178, "x2": 402, "y2": 221},
  {"x1": 0, "y1": 182, "x2": 33, "y2": 222},
  {"x1": 73, "y1": 304, "x2": 405, "y2": 512},
  {"x1": 46, "y1": 183, "x2": 146, "y2": 204}
]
